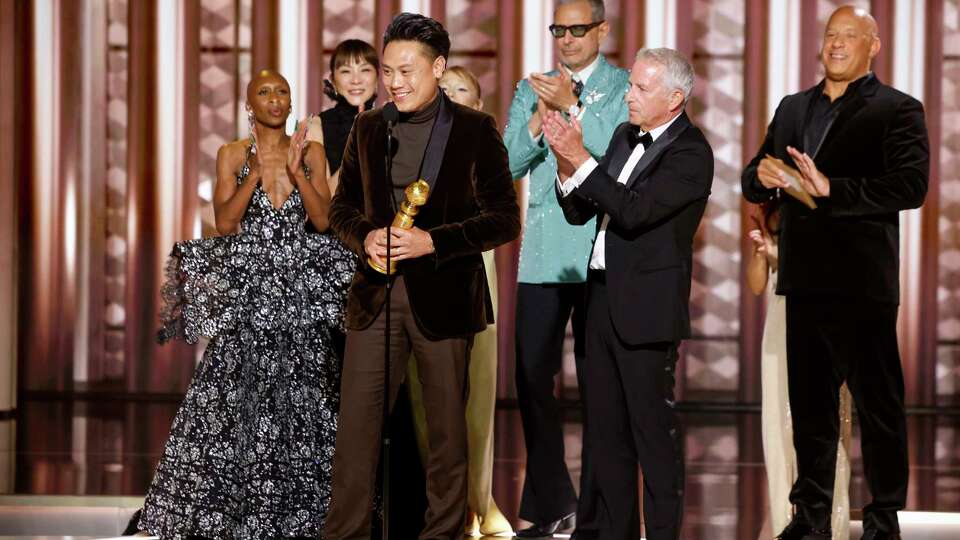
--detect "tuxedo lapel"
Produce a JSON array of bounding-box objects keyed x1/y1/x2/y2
[
  {"x1": 798, "y1": 86, "x2": 820, "y2": 155},
  {"x1": 624, "y1": 138, "x2": 669, "y2": 189},
  {"x1": 605, "y1": 127, "x2": 633, "y2": 180},
  {"x1": 814, "y1": 86, "x2": 872, "y2": 161},
  {"x1": 802, "y1": 75, "x2": 879, "y2": 160},
  {"x1": 624, "y1": 113, "x2": 691, "y2": 190},
  {"x1": 418, "y1": 93, "x2": 455, "y2": 193}
]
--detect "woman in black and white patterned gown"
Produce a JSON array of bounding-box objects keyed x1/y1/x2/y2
[{"x1": 138, "y1": 70, "x2": 355, "y2": 539}]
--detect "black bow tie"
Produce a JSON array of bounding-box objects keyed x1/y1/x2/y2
[
  {"x1": 628, "y1": 128, "x2": 653, "y2": 150},
  {"x1": 573, "y1": 79, "x2": 584, "y2": 98}
]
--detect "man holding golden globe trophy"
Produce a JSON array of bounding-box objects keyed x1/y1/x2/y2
[{"x1": 323, "y1": 13, "x2": 520, "y2": 540}]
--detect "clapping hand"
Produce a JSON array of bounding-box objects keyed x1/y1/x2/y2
[
  {"x1": 528, "y1": 98, "x2": 549, "y2": 138},
  {"x1": 529, "y1": 64, "x2": 579, "y2": 111},
  {"x1": 756, "y1": 155, "x2": 791, "y2": 190},
  {"x1": 786, "y1": 146, "x2": 830, "y2": 197},
  {"x1": 247, "y1": 125, "x2": 263, "y2": 184},
  {"x1": 748, "y1": 210, "x2": 777, "y2": 262},
  {"x1": 542, "y1": 110, "x2": 590, "y2": 180},
  {"x1": 749, "y1": 229, "x2": 769, "y2": 255},
  {"x1": 286, "y1": 119, "x2": 309, "y2": 183}
]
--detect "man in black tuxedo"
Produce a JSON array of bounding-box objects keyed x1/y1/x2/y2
[
  {"x1": 742, "y1": 7, "x2": 928, "y2": 540},
  {"x1": 544, "y1": 47, "x2": 713, "y2": 540}
]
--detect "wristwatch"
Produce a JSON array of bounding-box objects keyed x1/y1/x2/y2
[{"x1": 567, "y1": 100, "x2": 583, "y2": 118}]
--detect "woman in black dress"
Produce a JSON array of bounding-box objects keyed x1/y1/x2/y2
[
  {"x1": 305, "y1": 39, "x2": 379, "y2": 193},
  {"x1": 138, "y1": 70, "x2": 355, "y2": 539}
]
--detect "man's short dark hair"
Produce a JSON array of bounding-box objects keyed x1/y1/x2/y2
[{"x1": 382, "y1": 12, "x2": 451, "y2": 60}]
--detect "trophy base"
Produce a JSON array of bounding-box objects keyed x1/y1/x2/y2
[{"x1": 368, "y1": 258, "x2": 397, "y2": 275}]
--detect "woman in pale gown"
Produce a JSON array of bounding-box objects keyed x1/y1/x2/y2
[
  {"x1": 406, "y1": 66, "x2": 513, "y2": 538},
  {"x1": 748, "y1": 200, "x2": 853, "y2": 540}
]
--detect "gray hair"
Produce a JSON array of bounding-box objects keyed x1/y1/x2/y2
[
  {"x1": 635, "y1": 47, "x2": 695, "y2": 103},
  {"x1": 555, "y1": 0, "x2": 605, "y2": 21}
]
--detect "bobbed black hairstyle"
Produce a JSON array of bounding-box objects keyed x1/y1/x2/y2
[{"x1": 324, "y1": 39, "x2": 379, "y2": 100}]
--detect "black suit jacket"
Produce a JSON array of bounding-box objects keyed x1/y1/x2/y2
[
  {"x1": 558, "y1": 112, "x2": 714, "y2": 345},
  {"x1": 330, "y1": 96, "x2": 521, "y2": 338},
  {"x1": 741, "y1": 75, "x2": 928, "y2": 304}
]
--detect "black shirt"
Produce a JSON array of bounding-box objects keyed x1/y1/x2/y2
[
  {"x1": 803, "y1": 72, "x2": 873, "y2": 157},
  {"x1": 319, "y1": 94, "x2": 377, "y2": 174}
]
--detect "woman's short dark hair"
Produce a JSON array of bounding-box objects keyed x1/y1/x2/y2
[
  {"x1": 382, "y1": 12, "x2": 451, "y2": 60},
  {"x1": 329, "y1": 39, "x2": 379, "y2": 75}
]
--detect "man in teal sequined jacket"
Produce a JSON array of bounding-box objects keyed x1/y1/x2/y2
[{"x1": 502, "y1": 0, "x2": 628, "y2": 537}]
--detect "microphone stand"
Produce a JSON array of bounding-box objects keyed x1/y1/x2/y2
[{"x1": 381, "y1": 116, "x2": 395, "y2": 540}]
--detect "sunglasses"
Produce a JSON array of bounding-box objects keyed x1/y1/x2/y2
[{"x1": 549, "y1": 20, "x2": 604, "y2": 38}]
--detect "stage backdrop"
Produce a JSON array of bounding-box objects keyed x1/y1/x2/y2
[{"x1": 2, "y1": 0, "x2": 958, "y2": 410}]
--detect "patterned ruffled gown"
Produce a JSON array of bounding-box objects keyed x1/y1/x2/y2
[{"x1": 139, "y1": 148, "x2": 356, "y2": 539}]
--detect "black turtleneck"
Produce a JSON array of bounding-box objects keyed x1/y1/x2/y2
[
  {"x1": 390, "y1": 91, "x2": 441, "y2": 203},
  {"x1": 319, "y1": 94, "x2": 376, "y2": 174}
]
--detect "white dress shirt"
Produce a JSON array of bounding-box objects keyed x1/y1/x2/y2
[{"x1": 558, "y1": 113, "x2": 681, "y2": 270}]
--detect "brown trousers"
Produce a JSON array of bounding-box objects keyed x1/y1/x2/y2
[{"x1": 324, "y1": 277, "x2": 472, "y2": 540}]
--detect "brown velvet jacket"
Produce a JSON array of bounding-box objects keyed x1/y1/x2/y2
[{"x1": 330, "y1": 97, "x2": 521, "y2": 339}]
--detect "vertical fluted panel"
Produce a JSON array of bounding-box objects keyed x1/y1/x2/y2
[
  {"x1": 104, "y1": 0, "x2": 129, "y2": 383},
  {"x1": 0, "y1": 0, "x2": 28, "y2": 407},
  {"x1": 124, "y1": 0, "x2": 159, "y2": 391}
]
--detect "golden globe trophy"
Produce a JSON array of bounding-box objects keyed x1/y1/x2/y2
[{"x1": 369, "y1": 179, "x2": 431, "y2": 274}]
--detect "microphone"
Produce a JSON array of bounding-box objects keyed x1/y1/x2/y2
[
  {"x1": 383, "y1": 101, "x2": 399, "y2": 128},
  {"x1": 383, "y1": 101, "x2": 399, "y2": 162},
  {"x1": 382, "y1": 102, "x2": 400, "y2": 214},
  {"x1": 378, "y1": 99, "x2": 400, "y2": 540}
]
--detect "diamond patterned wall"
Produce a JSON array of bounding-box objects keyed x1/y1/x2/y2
[
  {"x1": 323, "y1": 0, "x2": 376, "y2": 49},
  {"x1": 104, "y1": 0, "x2": 128, "y2": 379},
  {"x1": 685, "y1": 0, "x2": 745, "y2": 398},
  {"x1": 201, "y1": 0, "x2": 237, "y2": 47},
  {"x1": 444, "y1": 0, "x2": 503, "y2": 124},
  {"x1": 937, "y1": 0, "x2": 960, "y2": 402}
]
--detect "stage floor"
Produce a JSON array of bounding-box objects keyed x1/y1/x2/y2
[{"x1": 1, "y1": 399, "x2": 958, "y2": 539}]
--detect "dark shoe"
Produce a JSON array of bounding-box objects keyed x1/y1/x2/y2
[
  {"x1": 516, "y1": 513, "x2": 576, "y2": 538},
  {"x1": 122, "y1": 509, "x2": 142, "y2": 535},
  {"x1": 776, "y1": 517, "x2": 831, "y2": 540},
  {"x1": 860, "y1": 530, "x2": 902, "y2": 540}
]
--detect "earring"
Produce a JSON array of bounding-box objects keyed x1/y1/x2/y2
[
  {"x1": 246, "y1": 107, "x2": 256, "y2": 153},
  {"x1": 323, "y1": 79, "x2": 339, "y2": 98}
]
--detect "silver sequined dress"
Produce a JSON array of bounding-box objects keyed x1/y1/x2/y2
[{"x1": 139, "y1": 148, "x2": 356, "y2": 539}]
